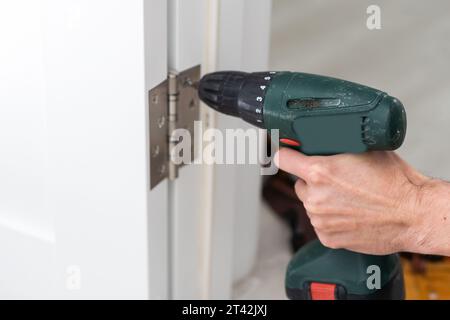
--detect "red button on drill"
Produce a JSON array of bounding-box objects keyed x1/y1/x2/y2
[
  {"x1": 280, "y1": 138, "x2": 301, "y2": 147},
  {"x1": 310, "y1": 282, "x2": 336, "y2": 300}
]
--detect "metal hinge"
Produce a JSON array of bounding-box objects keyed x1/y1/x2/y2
[{"x1": 148, "y1": 65, "x2": 200, "y2": 190}]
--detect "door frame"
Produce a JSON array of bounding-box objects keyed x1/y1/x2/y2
[{"x1": 167, "y1": 0, "x2": 272, "y2": 299}]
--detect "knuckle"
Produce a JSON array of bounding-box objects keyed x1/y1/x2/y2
[
  {"x1": 309, "y1": 195, "x2": 324, "y2": 207},
  {"x1": 294, "y1": 180, "x2": 304, "y2": 195},
  {"x1": 308, "y1": 171, "x2": 322, "y2": 185},
  {"x1": 310, "y1": 217, "x2": 326, "y2": 230},
  {"x1": 303, "y1": 194, "x2": 329, "y2": 214},
  {"x1": 310, "y1": 216, "x2": 335, "y2": 232},
  {"x1": 307, "y1": 163, "x2": 329, "y2": 184},
  {"x1": 303, "y1": 201, "x2": 319, "y2": 213}
]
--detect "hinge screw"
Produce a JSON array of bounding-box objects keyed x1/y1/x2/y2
[
  {"x1": 152, "y1": 145, "x2": 160, "y2": 158},
  {"x1": 189, "y1": 98, "x2": 195, "y2": 109},
  {"x1": 183, "y1": 77, "x2": 193, "y2": 87},
  {"x1": 157, "y1": 115, "x2": 165, "y2": 128},
  {"x1": 159, "y1": 164, "x2": 166, "y2": 175}
]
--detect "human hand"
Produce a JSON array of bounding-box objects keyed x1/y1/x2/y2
[{"x1": 274, "y1": 149, "x2": 432, "y2": 255}]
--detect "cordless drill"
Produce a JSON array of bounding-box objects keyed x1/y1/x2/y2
[{"x1": 198, "y1": 71, "x2": 406, "y2": 300}]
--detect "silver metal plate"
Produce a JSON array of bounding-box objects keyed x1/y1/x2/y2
[
  {"x1": 149, "y1": 65, "x2": 200, "y2": 190},
  {"x1": 149, "y1": 80, "x2": 169, "y2": 189},
  {"x1": 176, "y1": 65, "x2": 200, "y2": 166}
]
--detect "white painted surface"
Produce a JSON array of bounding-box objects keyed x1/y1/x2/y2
[
  {"x1": 144, "y1": 0, "x2": 170, "y2": 300},
  {"x1": 0, "y1": 1, "x2": 55, "y2": 298},
  {"x1": 208, "y1": 0, "x2": 273, "y2": 298},
  {"x1": 166, "y1": 0, "x2": 272, "y2": 299},
  {"x1": 0, "y1": 0, "x2": 169, "y2": 299},
  {"x1": 167, "y1": 0, "x2": 204, "y2": 299},
  {"x1": 198, "y1": 0, "x2": 220, "y2": 300},
  {"x1": 230, "y1": 0, "x2": 272, "y2": 284}
]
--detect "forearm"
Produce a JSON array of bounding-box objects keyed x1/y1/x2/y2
[{"x1": 405, "y1": 179, "x2": 450, "y2": 256}]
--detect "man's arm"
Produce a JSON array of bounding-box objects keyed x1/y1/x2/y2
[{"x1": 274, "y1": 148, "x2": 450, "y2": 256}]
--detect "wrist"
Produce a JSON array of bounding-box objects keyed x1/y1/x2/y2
[{"x1": 403, "y1": 178, "x2": 449, "y2": 255}]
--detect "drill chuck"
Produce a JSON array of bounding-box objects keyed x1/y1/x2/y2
[{"x1": 198, "y1": 71, "x2": 275, "y2": 128}]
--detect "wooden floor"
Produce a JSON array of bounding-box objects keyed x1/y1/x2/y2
[{"x1": 403, "y1": 258, "x2": 450, "y2": 300}]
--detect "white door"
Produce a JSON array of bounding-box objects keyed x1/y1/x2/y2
[
  {"x1": 0, "y1": 0, "x2": 169, "y2": 299},
  {"x1": 0, "y1": 0, "x2": 271, "y2": 299}
]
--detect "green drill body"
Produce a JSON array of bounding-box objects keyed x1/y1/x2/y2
[{"x1": 263, "y1": 71, "x2": 406, "y2": 154}]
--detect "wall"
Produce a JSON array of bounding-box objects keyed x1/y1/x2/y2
[{"x1": 270, "y1": 0, "x2": 450, "y2": 179}]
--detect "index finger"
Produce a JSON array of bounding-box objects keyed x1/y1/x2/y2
[{"x1": 274, "y1": 147, "x2": 319, "y2": 181}]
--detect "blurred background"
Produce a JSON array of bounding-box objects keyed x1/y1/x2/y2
[{"x1": 234, "y1": 0, "x2": 450, "y2": 299}]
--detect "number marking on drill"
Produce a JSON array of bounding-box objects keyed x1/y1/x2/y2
[
  {"x1": 264, "y1": 76, "x2": 271, "y2": 80},
  {"x1": 260, "y1": 85, "x2": 266, "y2": 90},
  {"x1": 255, "y1": 108, "x2": 261, "y2": 114},
  {"x1": 256, "y1": 96, "x2": 263, "y2": 102}
]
